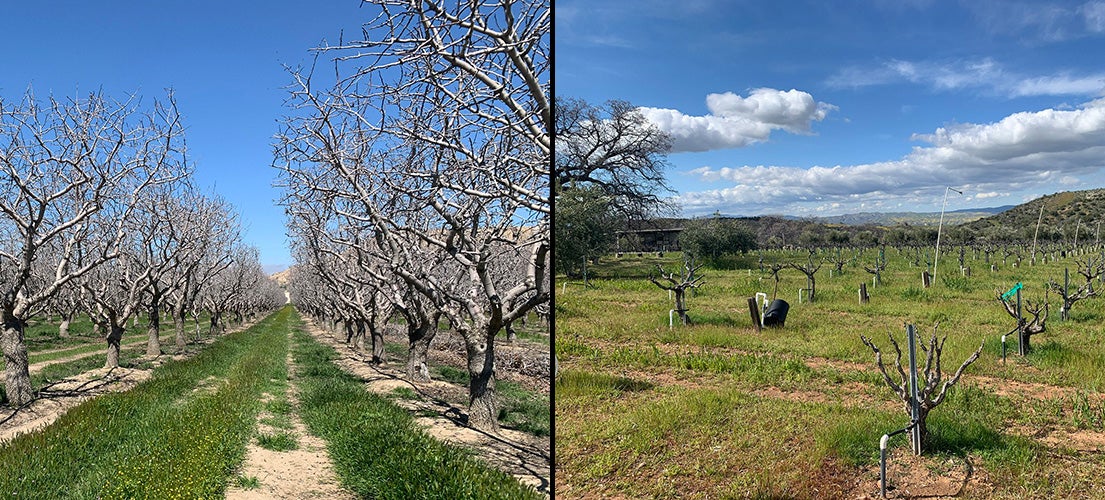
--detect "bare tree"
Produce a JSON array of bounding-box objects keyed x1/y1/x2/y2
[
  {"x1": 555, "y1": 98, "x2": 673, "y2": 219},
  {"x1": 861, "y1": 325, "x2": 983, "y2": 454},
  {"x1": 788, "y1": 251, "x2": 822, "y2": 303},
  {"x1": 277, "y1": 0, "x2": 550, "y2": 434},
  {"x1": 649, "y1": 259, "x2": 705, "y2": 326},
  {"x1": 1048, "y1": 257, "x2": 1105, "y2": 320},
  {"x1": 0, "y1": 90, "x2": 183, "y2": 404},
  {"x1": 998, "y1": 290, "x2": 1048, "y2": 354}
]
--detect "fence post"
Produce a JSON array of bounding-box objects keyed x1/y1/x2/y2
[
  {"x1": 907, "y1": 324, "x2": 921, "y2": 455},
  {"x1": 748, "y1": 297, "x2": 761, "y2": 333}
]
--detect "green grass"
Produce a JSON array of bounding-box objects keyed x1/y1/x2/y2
[
  {"x1": 558, "y1": 248, "x2": 1105, "y2": 497},
  {"x1": 233, "y1": 475, "x2": 260, "y2": 489},
  {"x1": 290, "y1": 319, "x2": 542, "y2": 499},
  {"x1": 428, "y1": 362, "x2": 549, "y2": 436},
  {"x1": 391, "y1": 386, "x2": 419, "y2": 399},
  {"x1": 0, "y1": 306, "x2": 290, "y2": 498},
  {"x1": 258, "y1": 414, "x2": 294, "y2": 430},
  {"x1": 257, "y1": 431, "x2": 299, "y2": 451}
]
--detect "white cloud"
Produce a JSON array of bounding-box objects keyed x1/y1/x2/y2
[
  {"x1": 677, "y1": 98, "x2": 1105, "y2": 215},
  {"x1": 827, "y1": 58, "x2": 1105, "y2": 98},
  {"x1": 637, "y1": 88, "x2": 835, "y2": 153},
  {"x1": 1085, "y1": 1, "x2": 1105, "y2": 32}
]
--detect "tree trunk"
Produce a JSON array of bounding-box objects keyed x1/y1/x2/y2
[
  {"x1": 1, "y1": 309, "x2": 34, "y2": 406},
  {"x1": 464, "y1": 331, "x2": 499, "y2": 433},
  {"x1": 105, "y1": 323, "x2": 124, "y2": 369},
  {"x1": 174, "y1": 309, "x2": 187, "y2": 353},
  {"x1": 406, "y1": 324, "x2": 435, "y2": 382},
  {"x1": 343, "y1": 319, "x2": 354, "y2": 344},
  {"x1": 59, "y1": 312, "x2": 72, "y2": 338},
  {"x1": 674, "y1": 289, "x2": 689, "y2": 325},
  {"x1": 505, "y1": 321, "x2": 517, "y2": 342},
  {"x1": 354, "y1": 319, "x2": 367, "y2": 352},
  {"x1": 147, "y1": 304, "x2": 161, "y2": 357},
  {"x1": 368, "y1": 321, "x2": 385, "y2": 365}
]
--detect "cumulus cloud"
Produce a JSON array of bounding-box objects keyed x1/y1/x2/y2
[
  {"x1": 677, "y1": 98, "x2": 1105, "y2": 215},
  {"x1": 637, "y1": 88, "x2": 835, "y2": 153},
  {"x1": 827, "y1": 58, "x2": 1105, "y2": 98}
]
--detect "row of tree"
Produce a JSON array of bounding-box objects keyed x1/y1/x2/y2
[
  {"x1": 0, "y1": 89, "x2": 284, "y2": 406},
  {"x1": 277, "y1": 0, "x2": 549, "y2": 433}
]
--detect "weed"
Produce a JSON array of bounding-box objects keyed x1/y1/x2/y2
[
  {"x1": 257, "y1": 432, "x2": 299, "y2": 451},
  {"x1": 234, "y1": 475, "x2": 260, "y2": 489}
]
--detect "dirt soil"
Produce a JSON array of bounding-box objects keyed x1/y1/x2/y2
[
  {"x1": 226, "y1": 350, "x2": 356, "y2": 500},
  {"x1": 306, "y1": 320, "x2": 551, "y2": 495}
]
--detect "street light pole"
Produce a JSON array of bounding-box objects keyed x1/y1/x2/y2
[{"x1": 933, "y1": 187, "x2": 963, "y2": 284}]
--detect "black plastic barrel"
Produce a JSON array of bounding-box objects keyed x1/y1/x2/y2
[{"x1": 762, "y1": 299, "x2": 789, "y2": 328}]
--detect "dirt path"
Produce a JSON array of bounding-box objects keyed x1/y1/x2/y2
[
  {"x1": 306, "y1": 320, "x2": 552, "y2": 495},
  {"x1": 226, "y1": 347, "x2": 356, "y2": 500},
  {"x1": 28, "y1": 334, "x2": 175, "y2": 373}
]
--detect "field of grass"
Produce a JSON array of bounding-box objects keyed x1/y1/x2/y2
[
  {"x1": 0, "y1": 307, "x2": 290, "y2": 498},
  {"x1": 556, "y1": 247, "x2": 1105, "y2": 498}
]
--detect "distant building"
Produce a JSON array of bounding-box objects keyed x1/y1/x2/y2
[{"x1": 616, "y1": 227, "x2": 683, "y2": 252}]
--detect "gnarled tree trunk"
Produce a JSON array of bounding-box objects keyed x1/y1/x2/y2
[
  {"x1": 174, "y1": 309, "x2": 187, "y2": 353},
  {"x1": 464, "y1": 321, "x2": 499, "y2": 433},
  {"x1": 105, "y1": 324, "x2": 125, "y2": 369},
  {"x1": 147, "y1": 303, "x2": 162, "y2": 357},
  {"x1": 1, "y1": 309, "x2": 33, "y2": 406}
]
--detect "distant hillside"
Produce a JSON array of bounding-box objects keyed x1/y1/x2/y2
[
  {"x1": 807, "y1": 206, "x2": 1013, "y2": 226},
  {"x1": 964, "y1": 189, "x2": 1105, "y2": 241},
  {"x1": 270, "y1": 268, "x2": 292, "y2": 287}
]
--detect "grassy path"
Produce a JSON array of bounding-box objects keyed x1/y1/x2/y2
[
  {"x1": 0, "y1": 307, "x2": 544, "y2": 498},
  {"x1": 0, "y1": 307, "x2": 291, "y2": 498}
]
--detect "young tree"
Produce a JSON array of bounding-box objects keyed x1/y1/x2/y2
[
  {"x1": 998, "y1": 290, "x2": 1048, "y2": 354},
  {"x1": 649, "y1": 258, "x2": 705, "y2": 326},
  {"x1": 861, "y1": 325, "x2": 984, "y2": 454}
]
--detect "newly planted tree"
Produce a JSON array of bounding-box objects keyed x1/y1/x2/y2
[
  {"x1": 861, "y1": 324, "x2": 984, "y2": 454},
  {"x1": 1048, "y1": 257, "x2": 1105, "y2": 320},
  {"x1": 998, "y1": 289, "x2": 1049, "y2": 354}
]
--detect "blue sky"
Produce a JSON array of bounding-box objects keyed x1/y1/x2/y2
[
  {"x1": 556, "y1": 0, "x2": 1105, "y2": 217},
  {"x1": 0, "y1": 2, "x2": 373, "y2": 272}
]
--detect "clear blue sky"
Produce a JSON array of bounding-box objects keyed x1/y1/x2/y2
[
  {"x1": 0, "y1": 1, "x2": 374, "y2": 272},
  {"x1": 557, "y1": 0, "x2": 1105, "y2": 217}
]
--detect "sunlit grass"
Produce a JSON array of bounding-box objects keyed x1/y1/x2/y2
[
  {"x1": 558, "y1": 248, "x2": 1105, "y2": 497},
  {"x1": 0, "y1": 307, "x2": 289, "y2": 498}
]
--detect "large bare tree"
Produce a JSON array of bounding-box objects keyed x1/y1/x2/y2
[
  {"x1": 555, "y1": 97, "x2": 674, "y2": 219},
  {"x1": 277, "y1": 0, "x2": 549, "y2": 433}
]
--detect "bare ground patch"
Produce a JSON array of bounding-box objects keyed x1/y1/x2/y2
[
  {"x1": 0, "y1": 366, "x2": 152, "y2": 444},
  {"x1": 226, "y1": 350, "x2": 356, "y2": 500},
  {"x1": 847, "y1": 452, "x2": 995, "y2": 499}
]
